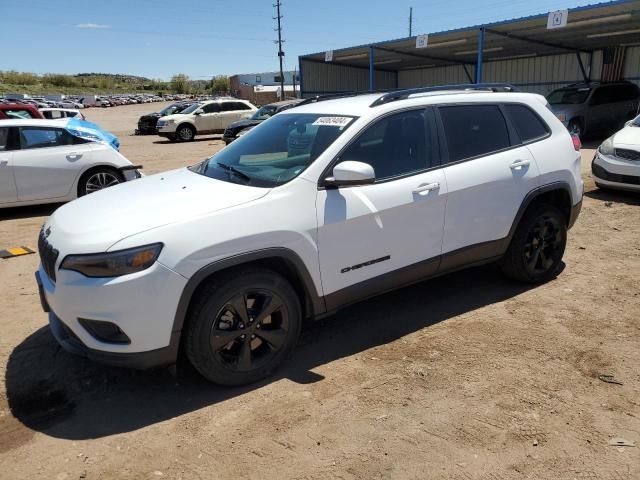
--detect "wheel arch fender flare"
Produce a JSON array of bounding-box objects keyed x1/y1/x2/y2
[
  {"x1": 508, "y1": 181, "x2": 576, "y2": 243},
  {"x1": 170, "y1": 247, "x2": 326, "y2": 341}
]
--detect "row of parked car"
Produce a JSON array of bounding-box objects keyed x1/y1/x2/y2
[
  {"x1": 0, "y1": 93, "x2": 166, "y2": 109},
  {"x1": 136, "y1": 96, "x2": 305, "y2": 142}
]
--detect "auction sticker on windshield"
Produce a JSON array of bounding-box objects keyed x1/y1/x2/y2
[{"x1": 312, "y1": 116, "x2": 353, "y2": 128}]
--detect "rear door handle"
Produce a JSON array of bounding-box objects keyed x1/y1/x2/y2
[
  {"x1": 510, "y1": 159, "x2": 531, "y2": 170},
  {"x1": 413, "y1": 182, "x2": 440, "y2": 194},
  {"x1": 0, "y1": 160, "x2": 8, "y2": 166}
]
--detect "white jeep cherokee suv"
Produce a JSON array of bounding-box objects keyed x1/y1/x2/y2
[
  {"x1": 157, "y1": 98, "x2": 257, "y2": 142},
  {"x1": 36, "y1": 85, "x2": 583, "y2": 386}
]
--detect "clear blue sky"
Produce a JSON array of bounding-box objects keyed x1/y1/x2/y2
[{"x1": 2, "y1": 0, "x2": 604, "y2": 80}]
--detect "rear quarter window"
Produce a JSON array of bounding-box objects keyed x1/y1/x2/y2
[
  {"x1": 438, "y1": 104, "x2": 511, "y2": 163},
  {"x1": 504, "y1": 104, "x2": 549, "y2": 143}
]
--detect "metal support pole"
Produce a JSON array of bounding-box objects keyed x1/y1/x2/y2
[
  {"x1": 298, "y1": 58, "x2": 304, "y2": 97},
  {"x1": 476, "y1": 27, "x2": 484, "y2": 84},
  {"x1": 576, "y1": 52, "x2": 589, "y2": 83},
  {"x1": 369, "y1": 46, "x2": 375, "y2": 92}
]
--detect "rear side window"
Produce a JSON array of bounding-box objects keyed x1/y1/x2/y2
[
  {"x1": 504, "y1": 104, "x2": 549, "y2": 143},
  {"x1": 223, "y1": 102, "x2": 251, "y2": 111},
  {"x1": 0, "y1": 128, "x2": 8, "y2": 151},
  {"x1": 439, "y1": 105, "x2": 510, "y2": 163}
]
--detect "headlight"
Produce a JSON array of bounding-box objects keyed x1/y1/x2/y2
[
  {"x1": 157, "y1": 120, "x2": 166, "y2": 127},
  {"x1": 598, "y1": 135, "x2": 615, "y2": 156},
  {"x1": 60, "y1": 243, "x2": 163, "y2": 278},
  {"x1": 556, "y1": 113, "x2": 566, "y2": 122}
]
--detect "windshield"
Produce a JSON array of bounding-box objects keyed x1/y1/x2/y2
[
  {"x1": 547, "y1": 87, "x2": 591, "y2": 105},
  {"x1": 180, "y1": 102, "x2": 203, "y2": 114},
  {"x1": 251, "y1": 105, "x2": 278, "y2": 121},
  {"x1": 191, "y1": 113, "x2": 356, "y2": 188},
  {"x1": 160, "y1": 104, "x2": 186, "y2": 116}
]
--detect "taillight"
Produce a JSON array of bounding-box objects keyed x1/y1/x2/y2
[{"x1": 571, "y1": 134, "x2": 582, "y2": 151}]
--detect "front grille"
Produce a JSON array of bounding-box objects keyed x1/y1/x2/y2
[
  {"x1": 38, "y1": 228, "x2": 59, "y2": 282},
  {"x1": 616, "y1": 148, "x2": 640, "y2": 161},
  {"x1": 592, "y1": 163, "x2": 640, "y2": 185}
]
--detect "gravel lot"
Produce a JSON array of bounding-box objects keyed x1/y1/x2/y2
[{"x1": 1, "y1": 102, "x2": 638, "y2": 480}]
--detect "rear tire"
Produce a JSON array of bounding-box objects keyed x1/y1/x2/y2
[
  {"x1": 185, "y1": 268, "x2": 302, "y2": 386},
  {"x1": 500, "y1": 204, "x2": 567, "y2": 284}
]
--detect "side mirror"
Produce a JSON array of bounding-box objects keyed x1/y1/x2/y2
[
  {"x1": 625, "y1": 120, "x2": 633, "y2": 127},
  {"x1": 194, "y1": 110, "x2": 203, "y2": 115},
  {"x1": 324, "y1": 161, "x2": 375, "y2": 187}
]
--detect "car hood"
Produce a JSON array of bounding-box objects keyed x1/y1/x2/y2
[
  {"x1": 613, "y1": 125, "x2": 640, "y2": 147},
  {"x1": 227, "y1": 118, "x2": 262, "y2": 130},
  {"x1": 159, "y1": 113, "x2": 190, "y2": 122},
  {"x1": 140, "y1": 112, "x2": 161, "y2": 120},
  {"x1": 45, "y1": 168, "x2": 270, "y2": 254}
]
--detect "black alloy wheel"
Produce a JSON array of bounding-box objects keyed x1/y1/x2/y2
[
  {"x1": 522, "y1": 214, "x2": 563, "y2": 277},
  {"x1": 185, "y1": 268, "x2": 301, "y2": 386},
  {"x1": 210, "y1": 290, "x2": 290, "y2": 372}
]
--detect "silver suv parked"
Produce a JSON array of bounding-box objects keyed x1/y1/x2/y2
[{"x1": 547, "y1": 81, "x2": 640, "y2": 139}]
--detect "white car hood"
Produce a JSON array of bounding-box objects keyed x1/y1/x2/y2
[
  {"x1": 613, "y1": 126, "x2": 640, "y2": 148},
  {"x1": 46, "y1": 168, "x2": 269, "y2": 254}
]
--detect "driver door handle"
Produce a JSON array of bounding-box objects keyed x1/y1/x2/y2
[
  {"x1": 510, "y1": 159, "x2": 531, "y2": 170},
  {"x1": 413, "y1": 182, "x2": 440, "y2": 194},
  {"x1": 66, "y1": 153, "x2": 82, "y2": 160}
]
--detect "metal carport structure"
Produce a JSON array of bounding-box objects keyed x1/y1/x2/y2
[{"x1": 298, "y1": 0, "x2": 640, "y2": 97}]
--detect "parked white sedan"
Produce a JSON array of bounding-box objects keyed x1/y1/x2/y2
[
  {"x1": 592, "y1": 114, "x2": 640, "y2": 192},
  {"x1": 0, "y1": 119, "x2": 141, "y2": 208}
]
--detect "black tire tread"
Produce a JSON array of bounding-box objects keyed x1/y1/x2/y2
[
  {"x1": 184, "y1": 267, "x2": 301, "y2": 386},
  {"x1": 500, "y1": 203, "x2": 567, "y2": 284},
  {"x1": 78, "y1": 166, "x2": 123, "y2": 197}
]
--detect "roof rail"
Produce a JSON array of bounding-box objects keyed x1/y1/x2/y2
[
  {"x1": 298, "y1": 91, "x2": 366, "y2": 106},
  {"x1": 370, "y1": 83, "x2": 518, "y2": 107}
]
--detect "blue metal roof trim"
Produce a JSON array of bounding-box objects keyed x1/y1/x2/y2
[{"x1": 300, "y1": 0, "x2": 638, "y2": 58}]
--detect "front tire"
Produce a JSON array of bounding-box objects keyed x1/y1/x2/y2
[
  {"x1": 176, "y1": 124, "x2": 195, "y2": 142},
  {"x1": 500, "y1": 204, "x2": 567, "y2": 284},
  {"x1": 78, "y1": 168, "x2": 123, "y2": 197},
  {"x1": 185, "y1": 268, "x2": 302, "y2": 386}
]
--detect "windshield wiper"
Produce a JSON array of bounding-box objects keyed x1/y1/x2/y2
[{"x1": 216, "y1": 162, "x2": 251, "y2": 182}]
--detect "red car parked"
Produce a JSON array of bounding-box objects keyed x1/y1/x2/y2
[{"x1": 0, "y1": 103, "x2": 44, "y2": 120}]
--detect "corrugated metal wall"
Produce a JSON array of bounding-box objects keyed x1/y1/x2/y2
[
  {"x1": 301, "y1": 48, "x2": 639, "y2": 97},
  {"x1": 398, "y1": 65, "x2": 474, "y2": 89},
  {"x1": 623, "y1": 46, "x2": 640, "y2": 87},
  {"x1": 300, "y1": 60, "x2": 396, "y2": 96},
  {"x1": 398, "y1": 52, "x2": 599, "y2": 95}
]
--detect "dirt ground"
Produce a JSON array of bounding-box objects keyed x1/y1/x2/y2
[{"x1": 0, "y1": 102, "x2": 638, "y2": 480}]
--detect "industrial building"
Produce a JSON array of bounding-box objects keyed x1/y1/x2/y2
[
  {"x1": 298, "y1": 0, "x2": 640, "y2": 97},
  {"x1": 230, "y1": 70, "x2": 300, "y2": 104}
]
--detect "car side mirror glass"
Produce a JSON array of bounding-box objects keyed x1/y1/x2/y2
[{"x1": 324, "y1": 161, "x2": 375, "y2": 187}]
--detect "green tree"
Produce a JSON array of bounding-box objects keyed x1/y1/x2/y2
[
  {"x1": 210, "y1": 75, "x2": 230, "y2": 94},
  {"x1": 171, "y1": 74, "x2": 190, "y2": 94}
]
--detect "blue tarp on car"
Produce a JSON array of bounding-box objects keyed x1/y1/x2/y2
[{"x1": 65, "y1": 118, "x2": 120, "y2": 151}]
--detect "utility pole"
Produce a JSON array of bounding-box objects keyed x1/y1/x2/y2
[
  {"x1": 409, "y1": 7, "x2": 413, "y2": 37},
  {"x1": 274, "y1": 0, "x2": 285, "y2": 101}
]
